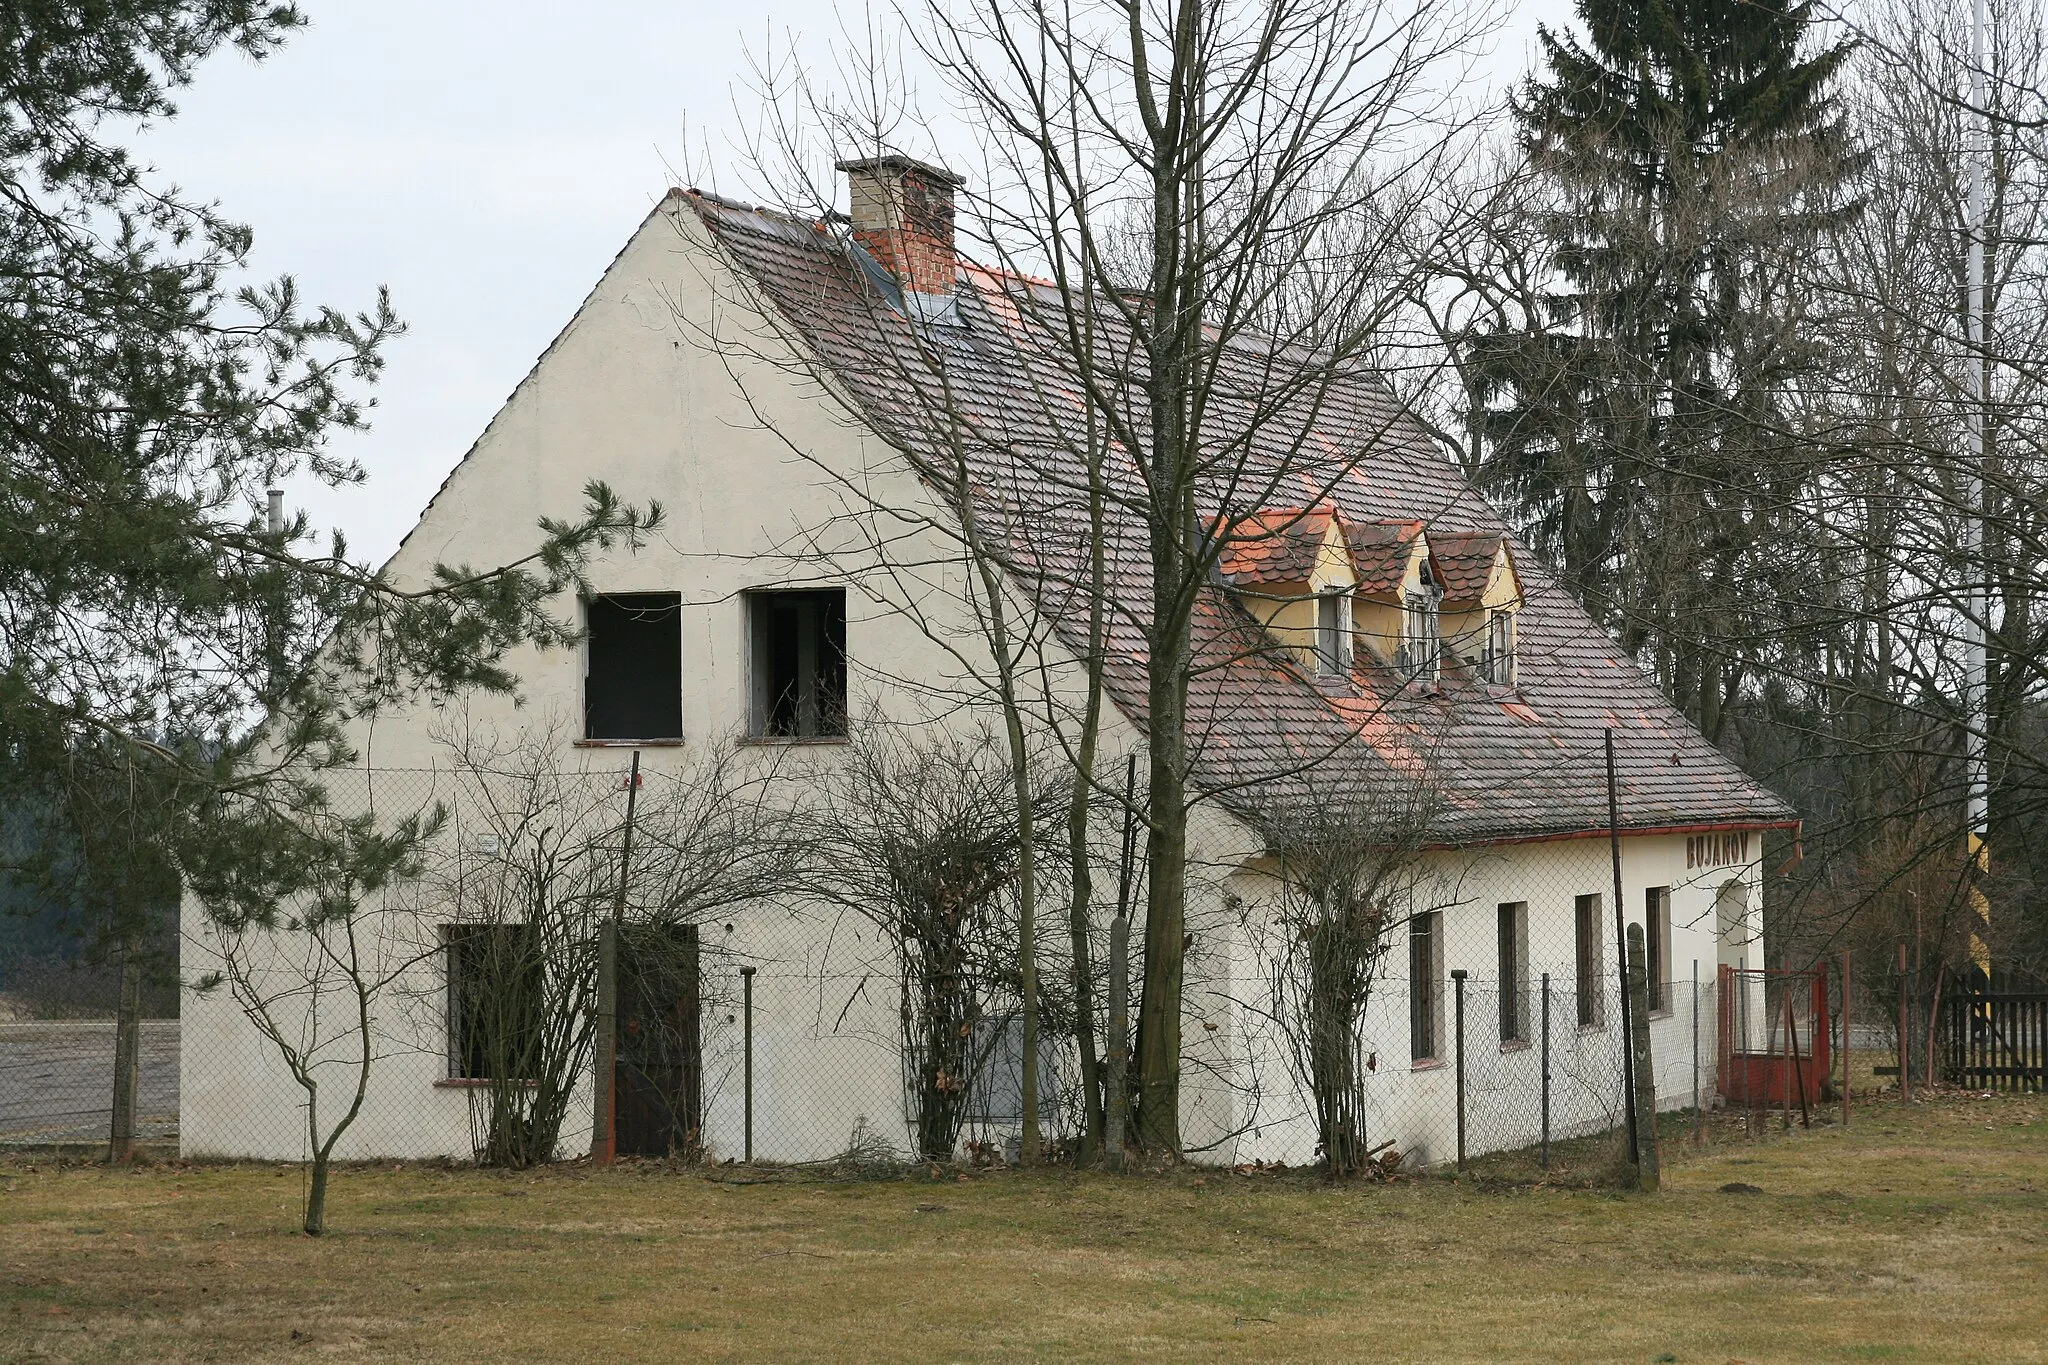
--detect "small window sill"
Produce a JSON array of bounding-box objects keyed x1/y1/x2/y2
[
  {"x1": 1578, "y1": 1023, "x2": 1608, "y2": 1035},
  {"x1": 434, "y1": 1077, "x2": 539, "y2": 1090},
  {"x1": 736, "y1": 734, "x2": 851, "y2": 747},
  {"x1": 1499, "y1": 1038, "x2": 1531, "y2": 1054},
  {"x1": 1647, "y1": 1008, "x2": 1674, "y2": 1020},
  {"x1": 1410, "y1": 1058, "x2": 1446, "y2": 1073},
  {"x1": 574, "y1": 738, "x2": 685, "y2": 748}
]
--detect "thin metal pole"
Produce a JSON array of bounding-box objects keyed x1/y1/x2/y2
[
  {"x1": 1452, "y1": 969, "x2": 1468, "y2": 1173},
  {"x1": 1105, "y1": 913, "x2": 1130, "y2": 1171},
  {"x1": 1691, "y1": 959, "x2": 1701, "y2": 1145},
  {"x1": 1841, "y1": 951, "x2": 1852, "y2": 1127},
  {"x1": 1540, "y1": 972, "x2": 1552, "y2": 1170},
  {"x1": 740, "y1": 965, "x2": 756, "y2": 1162},
  {"x1": 1897, "y1": 943, "x2": 1912, "y2": 1102},
  {"x1": 1605, "y1": 731, "x2": 1639, "y2": 1164},
  {"x1": 590, "y1": 749, "x2": 641, "y2": 1165}
]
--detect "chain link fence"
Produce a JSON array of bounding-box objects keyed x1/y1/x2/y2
[{"x1": 1, "y1": 756, "x2": 1892, "y2": 1179}]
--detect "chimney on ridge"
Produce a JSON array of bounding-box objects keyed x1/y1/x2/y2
[{"x1": 837, "y1": 154, "x2": 965, "y2": 301}]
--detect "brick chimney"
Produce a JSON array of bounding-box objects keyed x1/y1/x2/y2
[{"x1": 837, "y1": 155, "x2": 964, "y2": 300}]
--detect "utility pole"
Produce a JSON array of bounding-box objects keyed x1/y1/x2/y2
[{"x1": 1963, "y1": 0, "x2": 1993, "y2": 987}]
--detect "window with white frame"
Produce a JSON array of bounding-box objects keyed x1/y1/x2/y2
[
  {"x1": 1483, "y1": 607, "x2": 1516, "y2": 685},
  {"x1": 1403, "y1": 591, "x2": 1440, "y2": 682},
  {"x1": 1315, "y1": 592, "x2": 1352, "y2": 677},
  {"x1": 1497, "y1": 901, "x2": 1530, "y2": 1044},
  {"x1": 1574, "y1": 893, "x2": 1605, "y2": 1028},
  {"x1": 1409, "y1": 909, "x2": 1443, "y2": 1062},
  {"x1": 1645, "y1": 886, "x2": 1671, "y2": 1013}
]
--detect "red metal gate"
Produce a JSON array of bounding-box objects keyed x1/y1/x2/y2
[{"x1": 1717, "y1": 964, "x2": 1830, "y2": 1110}]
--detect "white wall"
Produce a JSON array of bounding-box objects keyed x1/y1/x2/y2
[{"x1": 1215, "y1": 831, "x2": 1762, "y2": 1169}]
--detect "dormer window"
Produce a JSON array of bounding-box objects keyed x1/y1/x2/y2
[
  {"x1": 1316, "y1": 593, "x2": 1352, "y2": 677},
  {"x1": 1483, "y1": 607, "x2": 1516, "y2": 685}
]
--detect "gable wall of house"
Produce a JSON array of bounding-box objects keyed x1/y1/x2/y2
[{"x1": 178, "y1": 198, "x2": 1262, "y2": 1163}]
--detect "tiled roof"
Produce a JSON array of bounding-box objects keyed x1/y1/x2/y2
[
  {"x1": 1345, "y1": 519, "x2": 1426, "y2": 597},
  {"x1": 686, "y1": 192, "x2": 1795, "y2": 844},
  {"x1": 1429, "y1": 531, "x2": 1509, "y2": 604},
  {"x1": 1214, "y1": 508, "x2": 1334, "y2": 587}
]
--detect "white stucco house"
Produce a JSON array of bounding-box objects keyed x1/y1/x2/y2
[{"x1": 180, "y1": 156, "x2": 1794, "y2": 1168}]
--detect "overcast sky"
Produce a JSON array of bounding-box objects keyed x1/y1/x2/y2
[{"x1": 133, "y1": 0, "x2": 1572, "y2": 565}]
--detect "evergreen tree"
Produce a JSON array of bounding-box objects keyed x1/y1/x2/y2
[
  {"x1": 1472, "y1": 0, "x2": 1861, "y2": 743},
  {"x1": 0, "y1": 5, "x2": 655, "y2": 952}
]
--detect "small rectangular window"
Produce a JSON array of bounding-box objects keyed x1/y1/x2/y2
[
  {"x1": 1497, "y1": 901, "x2": 1529, "y2": 1043},
  {"x1": 1315, "y1": 593, "x2": 1351, "y2": 677},
  {"x1": 1403, "y1": 592, "x2": 1440, "y2": 682},
  {"x1": 747, "y1": 589, "x2": 848, "y2": 738},
  {"x1": 446, "y1": 924, "x2": 543, "y2": 1081},
  {"x1": 1574, "y1": 893, "x2": 1604, "y2": 1028},
  {"x1": 1410, "y1": 909, "x2": 1442, "y2": 1062},
  {"x1": 1645, "y1": 886, "x2": 1671, "y2": 1013},
  {"x1": 584, "y1": 593, "x2": 683, "y2": 740},
  {"x1": 1484, "y1": 608, "x2": 1516, "y2": 685}
]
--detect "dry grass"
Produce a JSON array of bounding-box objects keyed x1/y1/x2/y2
[{"x1": 3, "y1": 1092, "x2": 2043, "y2": 1364}]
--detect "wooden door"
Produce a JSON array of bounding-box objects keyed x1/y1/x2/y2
[{"x1": 615, "y1": 923, "x2": 703, "y2": 1158}]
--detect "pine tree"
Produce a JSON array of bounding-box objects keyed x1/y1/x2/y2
[
  {"x1": 0, "y1": 5, "x2": 655, "y2": 950},
  {"x1": 1473, "y1": 0, "x2": 1861, "y2": 743}
]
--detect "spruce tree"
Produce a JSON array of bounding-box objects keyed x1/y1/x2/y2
[{"x1": 1473, "y1": 0, "x2": 1861, "y2": 743}]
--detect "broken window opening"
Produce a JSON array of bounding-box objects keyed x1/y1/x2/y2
[{"x1": 748, "y1": 589, "x2": 848, "y2": 739}]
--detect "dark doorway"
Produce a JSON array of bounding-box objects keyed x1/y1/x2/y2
[{"x1": 614, "y1": 923, "x2": 703, "y2": 1159}]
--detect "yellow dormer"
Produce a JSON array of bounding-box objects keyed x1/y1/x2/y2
[
  {"x1": 1214, "y1": 507, "x2": 1357, "y2": 677},
  {"x1": 1345, "y1": 520, "x2": 1442, "y2": 680},
  {"x1": 1430, "y1": 532, "x2": 1523, "y2": 685}
]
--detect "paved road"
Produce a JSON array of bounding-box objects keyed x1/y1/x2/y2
[{"x1": 0, "y1": 1021, "x2": 179, "y2": 1144}]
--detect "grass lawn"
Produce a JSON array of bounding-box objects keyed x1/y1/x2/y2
[{"x1": 3, "y1": 1093, "x2": 2043, "y2": 1364}]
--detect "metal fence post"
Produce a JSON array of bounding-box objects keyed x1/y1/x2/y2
[
  {"x1": 1897, "y1": 942, "x2": 1912, "y2": 1101},
  {"x1": 108, "y1": 937, "x2": 141, "y2": 1163},
  {"x1": 740, "y1": 965, "x2": 756, "y2": 1163},
  {"x1": 1451, "y1": 969, "x2": 1468, "y2": 1173},
  {"x1": 1841, "y1": 950, "x2": 1852, "y2": 1127},
  {"x1": 1691, "y1": 958, "x2": 1701, "y2": 1145},
  {"x1": 1540, "y1": 972, "x2": 1551, "y2": 1171},
  {"x1": 1105, "y1": 913, "x2": 1130, "y2": 1171}
]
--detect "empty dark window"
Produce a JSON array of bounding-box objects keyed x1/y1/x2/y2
[
  {"x1": 748, "y1": 589, "x2": 847, "y2": 738},
  {"x1": 1497, "y1": 901, "x2": 1529, "y2": 1044},
  {"x1": 1645, "y1": 886, "x2": 1671, "y2": 1013},
  {"x1": 584, "y1": 593, "x2": 683, "y2": 740},
  {"x1": 446, "y1": 924, "x2": 543, "y2": 1081},
  {"x1": 1575, "y1": 893, "x2": 1605, "y2": 1028},
  {"x1": 1410, "y1": 910, "x2": 1441, "y2": 1062}
]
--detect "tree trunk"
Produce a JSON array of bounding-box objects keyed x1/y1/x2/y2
[{"x1": 303, "y1": 1152, "x2": 331, "y2": 1236}]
